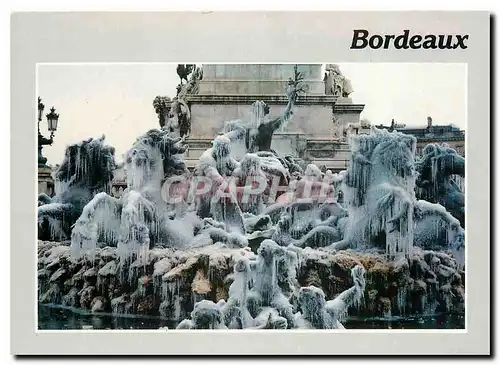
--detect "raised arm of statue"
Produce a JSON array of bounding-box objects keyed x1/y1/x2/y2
[
  {"x1": 324, "y1": 265, "x2": 366, "y2": 320},
  {"x1": 268, "y1": 65, "x2": 305, "y2": 131}
]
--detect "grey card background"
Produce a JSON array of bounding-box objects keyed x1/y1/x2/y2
[{"x1": 11, "y1": 11, "x2": 490, "y2": 355}]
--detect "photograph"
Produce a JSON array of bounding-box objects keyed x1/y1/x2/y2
[
  {"x1": 36, "y1": 62, "x2": 467, "y2": 331},
  {"x1": 10, "y1": 10, "x2": 490, "y2": 356}
]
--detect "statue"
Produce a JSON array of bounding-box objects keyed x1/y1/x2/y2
[
  {"x1": 163, "y1": 65, "x2": 204, "y2": 138},
  {"x1": 324, "y1": 64, "x2": 353, "y2": 97},
  {"x1": 70, "y1": 129, "x2": 193, "y2": 262},
  {"x1": 181, "y1": 242, "x2": 367, "y2": 330},
  {"x1": 176, "y1": 300, "x2": 228, "y2": 329},
  {"x1": 195, "y1": 135, "x2": 245, "y2": 232},
  {"x1": 295, "y1": 265, "x2": 366, "y2": 329},
  {"x1": 166, "y1": 98, "x2": 191, "y2": 138},
  {"x1": 222, "y1": 65, "x2": 306, "y2": 154},
  {"x1": 325, "y1": 128, "x2": 463, "y2": 257},
  {"x1": 152, "y1": 96, "x2": 172, "y2": 129},
  {"x1": 38, "y1": 136, "x2": 117, "y2": 241},
  {"x1": 249, "y1": 65, "x2": 306, "y2": 153},
  {"x1": 415, "y1": 143, "x2": 465, "y2": 227},
  {"x1": 244, "y1": 239, "x2": 298, "y2": 328},
  {"x1": 176, "y1": 64, "x2": 195, "y2": 84}
]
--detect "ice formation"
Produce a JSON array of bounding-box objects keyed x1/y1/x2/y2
[
  {"x1": 321, "y1": 128, "x2": 463, "y2": 258},
  {"x1": 295, "y1": 265, "x2": 365, "y2": 329},
  {"x1": 415, "y1": 143, "x2": 465, "y2": 227},
  {"x1": 38, "y1": 136, "x2": 117, "y2": 241},
  {"x1": 176, "y1": 241, "x2": 367, "y2": 330},
  {"x1": 70, "y1": 129, "x2": 196, "y2": 265}
]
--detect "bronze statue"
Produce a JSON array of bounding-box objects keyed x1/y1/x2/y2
[
  {"x1": 324, "y1": 64, "x2": 353, "y2": 97},
  {"x1": 176, "y1": 64, "x2": 195, "y2": 84},
  {"x1": 152, "y1": 96, "x2": 172, "y2": 128},
  {"x1": 248, "y1": 65, "x2": 307, "y2": 153}
]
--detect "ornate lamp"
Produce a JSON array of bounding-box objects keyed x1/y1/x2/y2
[
  {"x1": 46, "y1": 107, "x2": 59, "y2": 137},
  {"x1": 38, "y1": 97, "x2": 59, "y2": 166}
]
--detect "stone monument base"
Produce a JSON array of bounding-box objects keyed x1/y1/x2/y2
[
  {"x1": 183, "y1": 136, "x2": 351, "y2": 172},
  {"x1": 38, "y1": 166, "x2": 54, "y2": 196}
]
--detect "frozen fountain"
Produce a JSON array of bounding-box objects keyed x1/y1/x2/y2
[{"x1": 37, "y1": 66, "x2": 466, "y2": 330}]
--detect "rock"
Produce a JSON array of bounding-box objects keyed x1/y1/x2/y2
[
  {"x1": 39, "y1": 283, "x2": 61, "y2": 304},
  {"x1": 436, "y1": 264, "x2": 456, "y2": 283},
  {"x1": 365, "y1": 289, "x2": 378, "y2": 312},
  {"x1": 38, "y1": 241, "x2": 465, "y2": 322},
  {"x1": 62, "y1": 288, "x2": 80, "y2": 307},
  {"x1": 38, "y1": 268, "x2": 50, "y2": 279},
  {"x1": 436, "y1": 251, "x2": 456, "y2": 268},
  {"x1": 49, "y1": 268, "x2": 66, "y2": 283},
  {"x1": 303, "y1": 269, "x2": 322, "y2": 288},
  {"x1": 99, "y1": 247, "x2": 117, "y2": 262},
  {"x1": 409, "y1": 253, "x2": 431, "y2": 279},
  {"x1": 191, "y1": 269, "x2": 211, "y2": 295},
  {"x1": 111, "y1": 294, "x2": 129, "y2": 314},
  {"x1": 125, "y1": 290, "x2": 141, "y2": 314},
  {"x1": 98, "y1": 261, "x2": 118, "y2": 277},
  {"x1": 79, "y1": 286, "x2": 96, "y2": 309},
  {"x1": 91, "y1": 296, "x2": 107, "y2": 312},
  {"x1": 137, "y1": 294, "x2": 156, "y2": 315},
  {"x1": 153, "y1": 258, "x2": 174, "y2": 278},
  {"x1": 83, "y1": 267, "x2": 97, "y2": 279},
  {"x1": 378, "y1": 297, "x2": 392, "y2": 317},
  {"x1": 412, "y1": 279, "x2": 427, "y2": 294},
  {"x1": 40, "y1": 245, "x2": 71, "y2": 267},
  {"x1": 215, "y1": 286, "x2": 228, "y2": 302}
]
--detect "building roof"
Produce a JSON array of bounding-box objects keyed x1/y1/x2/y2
[{"x1": 375, "y1": 122, "x2": 465, "y2": 141}]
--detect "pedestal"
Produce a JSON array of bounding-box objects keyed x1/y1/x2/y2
[{"x1": 38, "y1": 166, "x2": 54, "y2": 196}]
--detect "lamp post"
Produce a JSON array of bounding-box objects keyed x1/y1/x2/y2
[{"x1": 38, "y1": 97, "x2": 59, "y2": 166}]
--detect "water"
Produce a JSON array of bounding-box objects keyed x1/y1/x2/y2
[
  {"x1": 38, "y1": 304, "x2": 464, "y2": 330},
  {"x1": 38, "y1": 304, "x2": 177, "y2": 330}
]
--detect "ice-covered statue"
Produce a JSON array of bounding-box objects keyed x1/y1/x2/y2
[
  {"x1": 325, "y1": 128, "x2": 418, "y2": 256},
  {"x1": 223, "y1": 64, "x2": 307, "y2": 154},
  {"x1": 325, "y1": 128, "x2": 464, "y2": 258},
  {"x1": 38, "y1": 136, "x2": 117, "y2": 241},
  {"x1": 415, "y1": 143, "x2": 465, "y2": 227},
  {"x1": 295, "y1": 265, "x2": 366, "y2": 329},
  {"x1": 216, "y1": 256, "x2": 287, "y2": 329},
  {"x1": 195, "y1": 134, "x2": 245, "y2": 232},
  {"x1": 245, "y1": 240, "x2": 298, "y2": 328},
  {"x1": 70, "y1": 128, "x2": 197, "y2": 262},
  {"x1": 176, "y1": 300, "x2": 228, "y2": 329}
]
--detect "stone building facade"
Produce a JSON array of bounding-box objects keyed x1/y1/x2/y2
[{"x1": 374, "y1": 117, "x2": 465, "y2": 157}]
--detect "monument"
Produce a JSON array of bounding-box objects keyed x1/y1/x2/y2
[{"x1": 165, "y1": 64, "x2": 365, "y2": 171}]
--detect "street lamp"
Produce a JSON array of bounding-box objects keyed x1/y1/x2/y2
[
  {"x1": 38, "y1": 97, "x2": 59, "y2": 166},
  {"x1": 46, "y1": 107, "x2": 59, "y2": 137}
]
